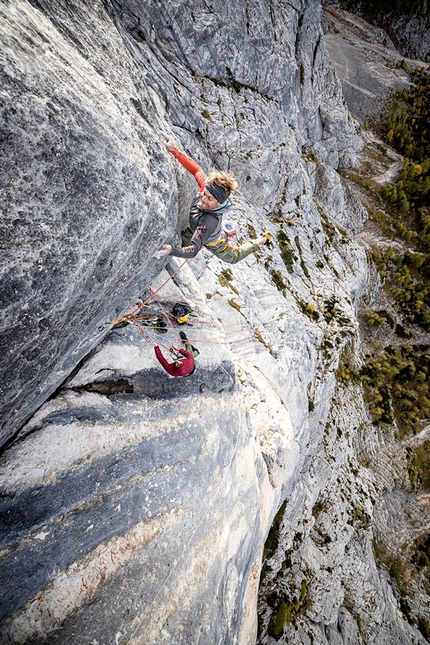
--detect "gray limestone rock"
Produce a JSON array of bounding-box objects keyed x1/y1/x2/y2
[
  {"x1": 0, "y1": 0, "x2": 363, "y2": 448},
  {"x1": 322, "y1": 4, "x2": 419, "y2": 124},
  {"x1": 323, "y1": 0, "x2": 430, "y2": 63},
  {"x1": 2, "y1": 0, "x2": 428, "y2": 644},
  {"x1": 0, "y1": 296, "x2": 263, "y2": 645},
  {"x1": 0, "y1": 0, "x2": 176, "y2": 445}
]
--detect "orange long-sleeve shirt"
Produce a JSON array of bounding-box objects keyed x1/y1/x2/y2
[
  {"x1": 169, "y1": 148, "x2": 231, "y2": 258},
  {"x1": 171, "y1": 148, "x2": 207, "y2": 191}
]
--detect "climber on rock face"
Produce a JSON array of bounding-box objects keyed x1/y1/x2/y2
[
  {"x1": 154, "y1": 344, "x2": 195, "y2": 377},
  {"x1": 153, "y1": 132, "x2": 273, "y2": 263}
]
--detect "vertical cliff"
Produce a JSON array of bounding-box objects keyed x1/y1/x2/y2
[
  {"x1": 1, "y1": 1, "x2": 428, "y2": 644},
  {"x1": 323, "y1": 0, "x2": 430, "y2": 63},
  {"x1": 0, "y1": 0, "x2": 177, "y2": 444}
]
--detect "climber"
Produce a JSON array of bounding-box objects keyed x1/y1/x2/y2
[
  {"x1": 154, "y1": 344, "x2": 195, "y2": 377},
  {"x1": 153, "y1": 132, "x2": 274, "y2": 263}
]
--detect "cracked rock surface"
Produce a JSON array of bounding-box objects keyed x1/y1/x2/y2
[{"x1": 1, "y1": 1, "x2": 428, "y2": 644}]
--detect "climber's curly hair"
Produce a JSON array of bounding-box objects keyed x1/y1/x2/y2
[{"x1": 206, "y1": 170, "x2": 238, "y2": 197}]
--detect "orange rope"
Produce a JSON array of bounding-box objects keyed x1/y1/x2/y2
[
  {"x1": 108, "y1": 260, "x2": 188, "y2": 328},
  {"x1": 142, "y1": 260, "x2": 188, "y2": 305},
  {"x1": 108, "y1": 257, "x2": 253, "y2": 349}
]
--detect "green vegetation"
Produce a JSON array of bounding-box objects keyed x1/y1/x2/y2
[
  {"x1": 322, "y1": 297, "x2": 351, "y2": 326},
  {"x1": 266, "y1": 576, "x2": 311, "y2": 639},
  {"x1": 318, "y1": 208, "x2": 337, "y2": 245},
  {"x1": 340, "y1": 169, "x2": 380, "y2": 192},
  {"x1": 360, "y1": 344, "x2": 430, "y2": 435},
  {"x1": 218, "y1": 268, "x2": 238, "y2": 293},
  {"x1": 277, "y1": 230, "x2": 297, "y2": 272},
  {"x1": 320, "y1": 338, "x2": 334, "y2": 360},
  {"x1": 340, "y1": 69, "x2": 430, "y2": 445},
  {"x1": 411, "y1": 533, "x2": 430, "y2": 571},
  {"x1": 417, "y1": 617, "x2": 430, "y2": 642},
  {"x1": 296, "y1": 299, "x2": 320, "y2": 322},
  {"x1": 343, "y1": 71, "x2": 430, "y2": 335},
  {"x1": 378, "y1": 70, "x2": 430, "y2": 328},
  {"x1": 303, "y1": 150, "x2": 318, "y2": 164},
  {"x1": 337, "y1": 363, "x2": 360, "y2": 386},
  {"x1": 228, "y1": 298, "x2": 243, "y2": 315},
  {"x1": 340, "y1": 0, "x2": 429, "y2": 20},
  {"x1": 385, "y1": 72, "x2": 430, "y2": 201},
  {"x1": 354, "y1": 506, "x2": 370, "y2": 527},
  {"x1": 363, "y1": 308, "x2": 395, "y2": 328},
  {"x1": 407, "y1": 440, "x2": 430, "y2": 490},
  {"x1": 264, "y1": 500, "x2": 287, "y2": 560},
  {"x1": 305, "y1": 303, "x2": 320, "y2": 321},
  {"x1": 338, "y1": 338, "x2": 430, "y2": 441},
  {"x1": 371, "y1": 249, "x2": 430, "y2": 332},
  {"x1": 362, "y1": 202, "x2": 392, "y2": 234},
  {"x1": 271, "y1": 270, "x2": 287, "y2": 295},
  {"x1": 269, "y1": 209, "x2": 282, "y2": 224},
  {"x1": 312, "y1": 500, "x2": 327, "y2": 516},
  {"x1": 268, "y1": 601, "x2": 292, "y2": 637},
  {"x1": 220, "y1": 268, "x2": 233, "y2": 281}
]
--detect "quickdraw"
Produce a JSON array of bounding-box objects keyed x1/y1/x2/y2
[{"x1": 110, "y1": 312, "x2": 168, "y2": 334}]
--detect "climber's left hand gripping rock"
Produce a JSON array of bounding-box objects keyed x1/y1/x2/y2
[{"x1": 153, "y1": 244, "x2": 172, "y2": 259}]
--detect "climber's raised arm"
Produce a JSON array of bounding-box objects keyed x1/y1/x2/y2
[
  {"x1": 154, "y1": 131, "x2": 273, "y2": 263},
  {"x1": 161, "y1": 131, "x2": 206, "y2": 190}
]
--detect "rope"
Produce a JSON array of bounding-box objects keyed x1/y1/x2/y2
[
  {"x1": 109, "y1": 304, "x2": 147, "y2": 328},
  {"x1": 107, "y1": 251, "x2": 256, "y2": 354},
  {"x1": 152, "y1": 294, "x2": 183, "y2": 346},
  {"x1": 142, "y1": 259, "x2": 188, "y2": 305},
  {"x1": 131, "y1": 321, "x2": 176, "y2": 354},
  {"x1": 107, "y1": 259, "x2": 188, "y2": 329}
]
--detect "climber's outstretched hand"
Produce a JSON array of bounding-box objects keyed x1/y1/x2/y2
[
  {"x1": 161, "y1": 131, "x2": 176, "y2": 152},
  {"x1": 153, "y1": 244, "x2": 172, "y2": 259}
]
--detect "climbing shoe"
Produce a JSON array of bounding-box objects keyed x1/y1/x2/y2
[
  {"x1": 262, "y1": 232, "x2": 274, "y2": 250},
  {"x1": 179, "y1": 331, "x2": 188, "y2": 341}
]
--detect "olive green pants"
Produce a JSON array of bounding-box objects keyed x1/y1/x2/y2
[
  {"x1": 173, "y1": 342, "x2": 199, "y2": 358},
  {"x1": 181, "y1": 227, "x2": 259, "y2": 265},
  {"x1": 184, "y1": 342, "x2": 199, "y2": 357}
]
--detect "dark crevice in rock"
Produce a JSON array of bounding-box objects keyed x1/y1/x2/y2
[{"x1": 77, "y1": 379, "x2": 134, "y2": 395}]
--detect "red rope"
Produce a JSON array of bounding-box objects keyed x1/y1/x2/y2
[
  {"x1": 109, "y1": 260, "x2": 188, "y2": 328},
  {"x1": 109, "y1": 257, "x2": 253, "y2": 349},
  {"x1": 141, "y1": 260, "x2": 188, "y2": 305}
]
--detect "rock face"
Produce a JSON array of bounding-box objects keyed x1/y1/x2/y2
[
  {"x1": 0, "y1": 305, "x2": 260, "y2": 645},
  {"x1": 0, "y1": 0, "x2": 176, "y2": 444},
  {"x1": 1, "y1": 1, "x2": 428, "y2": 645},
  {"x1": 323, "y1": 0, "x2": 430, "y2": 63},
  {"x1": 321, "y1": 4, "x2": 417, "y2": 123}
]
